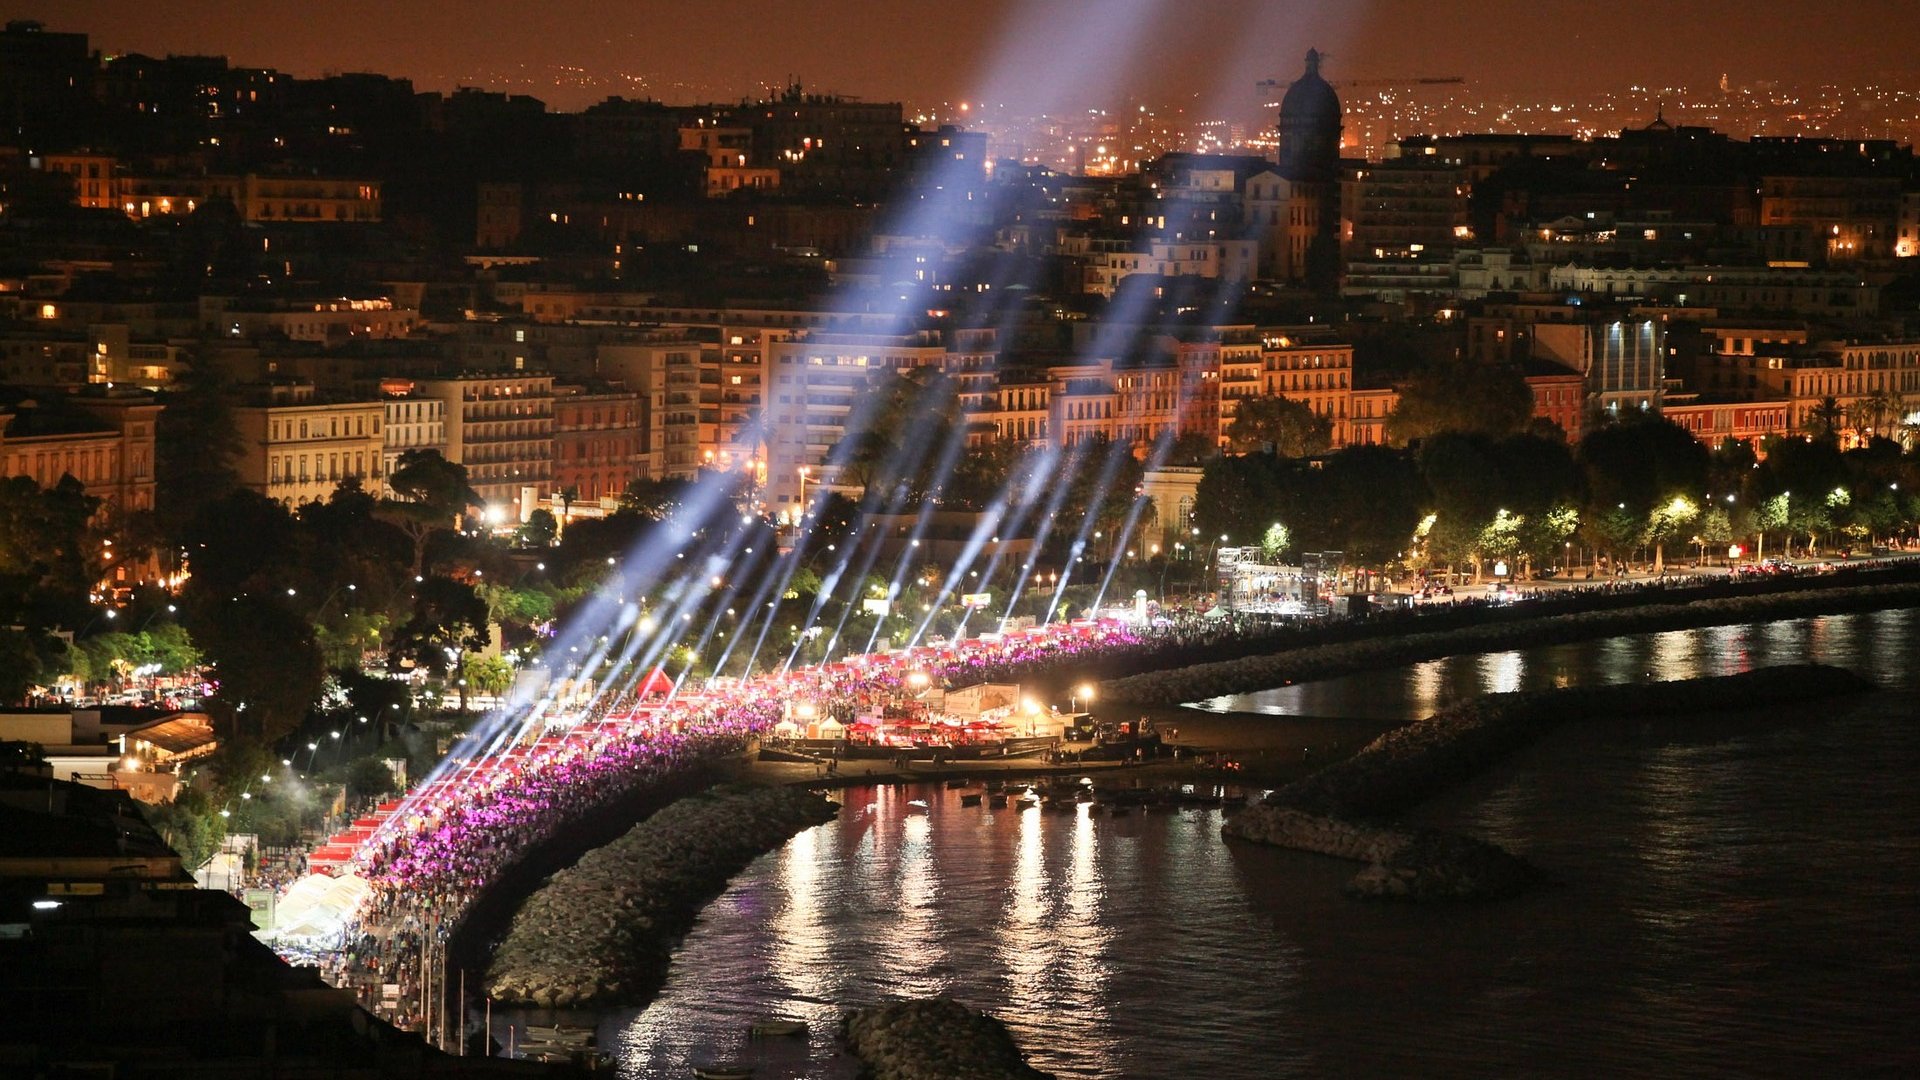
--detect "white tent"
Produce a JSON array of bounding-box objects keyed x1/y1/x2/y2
[{"x1": 260, "y1": 872, "x2": 370, "y2": 940}]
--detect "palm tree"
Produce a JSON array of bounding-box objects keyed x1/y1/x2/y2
[
  {"x1": 1847, "y1": 389, "x2": 1907, "y2": 444},
  {"x1": 1800, "y1": 396, "x2": 1846, "y2": 445}
]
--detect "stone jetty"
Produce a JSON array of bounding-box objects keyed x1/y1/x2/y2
[
  {"x1": 486, "y1": 784, "x2": 837, "y2": 1007},
  {"x1": 1104, "y1": 581, "x2": 1920, "y2": 705},
  {"x1": 842, "y1": 998, "x2": 1055, "y2": 1080},
  {"x1": 1226, "y1": 664, "x2": 1873, "y2": 901}
]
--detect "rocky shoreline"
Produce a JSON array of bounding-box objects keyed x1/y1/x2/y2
[
  {"x1": 1103, "y1": 580, "x2": 1920, "y2": 705},
  {"x1": 842, "y1": 998, "x2": 1055, "y2": 1080},
  {"x1": 1225, "y1": 664, "x2": 1874, "y2": 901},
  {"x1": 485, "y1": 784, "x2": 837, "y2": 1007}
]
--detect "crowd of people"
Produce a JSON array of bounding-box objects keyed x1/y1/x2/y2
[
  {"x1": 279, "y1": 619, "x2": 1148, "y2": 1037},
  {"x1": 282, "y1": 554, "x2": 1920, "y2": 1037}
]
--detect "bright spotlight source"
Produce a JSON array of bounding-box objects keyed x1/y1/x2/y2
[
  {"x1": 485, "y1": 505, "x2": 507, "y2": 525},
  {"x1": 32, "y1": 900, "x2": 60, "y2": 911}
]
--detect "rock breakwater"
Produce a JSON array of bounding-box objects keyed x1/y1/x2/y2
[
  {"x1": 1226, "y1": 664, "x2": 1872, "y2": 901},
  {"x1": 842, "y1": 998, "x2": 1054, "y2": 1080},
  {"x1": 486, "y1": 784, "x2": 837, "y2": 1007},
  {"x1": 1104, "y1": 581, "x2": 1920, "y2": 705}
]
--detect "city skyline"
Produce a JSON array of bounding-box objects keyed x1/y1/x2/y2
[{"x1": 10, "y1": 1, "x2": 1920, "y2": 115}]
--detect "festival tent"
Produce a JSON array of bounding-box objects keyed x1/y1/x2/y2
[
  {"x1": 635, "y1": 666, "x2": 675, "y2": 698},
  {"x1": 265, "y1": 872, "x2": 371, "y2": 939}
]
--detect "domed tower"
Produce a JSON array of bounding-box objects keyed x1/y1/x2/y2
[{"x1": 1277, "y1": 48, "x2": 1342, "y2": 182}]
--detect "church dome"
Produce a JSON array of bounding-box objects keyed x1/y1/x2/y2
[
  {"x1": 1279, "y1": 48, "x2": 1340, "y2": 126},
  {"x1": 1276, "y1": 48, "x2": 1342, "y2": 182}
]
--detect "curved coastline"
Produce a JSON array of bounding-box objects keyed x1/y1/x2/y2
[
  {"x1": 1102, "y1": 579, "x2": 1920, "y2": 706},
  {"x1": 485, "y1": 783, "x2": 838, "y2": 1008},
  {"x1": 1224, "y1": 664, "x2": 1875, "y2": 900}
]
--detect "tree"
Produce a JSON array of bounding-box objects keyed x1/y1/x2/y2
[
  {"x1": 834, "y1": 367, "x2": 959, "y2": 498},
  {"x1": 346, "y1": 757, "x2": 397, "y2": 802},
  {"x1": 0, "y1": 474, "x2": 102, "y2": 629},
  {"x1": 1800, "y1": 396, "x2": 1846, "y2": 446},
  {"x1": 142, "y1": 787, "x2": 224, "y2": 871},
  {"x1": 516, "y1": 508, "x2": 558, "y2": 547},
  {"x1": 1847, "y1": 389, "x2": 1906, "y2": 444},
  {"x1": 460, "y1": 653, "x2": 513, "y2": 700},
  {"x1": 1575, "y1": 417, "x2": 1709, "y2": 570},
  {"x1": 1260, "y1": 522, "x2": 1291, "y2": 563},
  {"x1": 1385, "y1": 362, "x2": 1534, "y2": 445},
  {"x1": 1227, "y1": 396, "x2": 1333, "y2": 457},
  {"x1": 388, "y1": 577, "x2": 490, "y2": 711},
  {"x1": 1055, "y1": 437, "x2": 1146, "y2": 549},
  {"x1": 1193, "y1": 452, "x2": 1285, "y2": 547},
  {"x1": 945, "y1": 439, "x2": 1025, "y2": 511},
  {"x1": 1577, "y1": 417, "x2": 1709, "y2": 518},
  {"x1": 1695, "y1": 506, "x2": 1734, "y2": 563},
  {"x1": 383, "y1": 450, "x2": 479, "y2": 576},
  {"x1": 619, "y1": 476, "x2": 692, "y2": 521},
  {"x1": 1164, "y1": 431, "x2": 1219, "y2": 467},
  {"x1": 1312, "y1": 446, "x2": 1426, "y2": 568},
  {"x1": 192, "y1": 593, "x2": 325, "y2": 744},
  {"x1": 155, "y1": 358, "x2": 245, "y2": 541},
  {"x1": 0, "y1": 627, "x2": 45, "y2": 704},
  {"x1": 1414, "y1": 434, "x2": 1507, "y2": 578}
]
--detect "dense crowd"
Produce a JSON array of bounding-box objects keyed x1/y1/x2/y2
[{"x1": 283, "y1": 619, "x2": 1146, "y2": 1033}]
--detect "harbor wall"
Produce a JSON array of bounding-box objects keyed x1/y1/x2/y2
[
  {"x1": 485, "y1": 784, "x2": 837, "y2": 1008},
  {"x1": 1104, "y1": 581, "x2": 1920, "y2": 706},
  {"x1": 1224, "y1": 664, "x2": 1874, "y2": 901}
]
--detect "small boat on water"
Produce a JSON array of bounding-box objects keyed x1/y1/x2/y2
[
  {"x1": 945, "y1": 778, "x2": 970, "y2": 789},
  {"x1": 960, "y1": 792, "x2": 983, "y2": 807},
  {"x1": 750, "y1": 1019, "x2": 807, "y2": 1038},
  {"x1": 524, "y1": 1024, "x2": 595, "y2": 1045},
  {"x1": 905, "y1": 799, "x2": 930, "y2": 814},
  {"x1": 1014, "y1": 794, "x2": 1038, "y2": 809},
  {"x1": 989, "y1": 793, "x2": 1008, "y2": 808},
  {"x1": 693, "y1": 1065, "x2": 755, "y2": 1080}
]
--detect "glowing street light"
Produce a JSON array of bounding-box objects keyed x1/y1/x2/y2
[{"x1": 1071, "y1": 682, "x2": 1095, "y2": 714}]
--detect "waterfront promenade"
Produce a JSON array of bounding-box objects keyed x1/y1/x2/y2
[{"x1": 271, "y1": 555, "x2": 1920, "y2": 1046}]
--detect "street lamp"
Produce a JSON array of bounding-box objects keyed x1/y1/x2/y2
[{"x1": 1071, "y1": 682, "x2": 1094, "y2": 715}]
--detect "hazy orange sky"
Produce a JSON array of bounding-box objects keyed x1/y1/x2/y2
[{"x1": 8, "y1": 1, "x2": 1916, "y2": 113}]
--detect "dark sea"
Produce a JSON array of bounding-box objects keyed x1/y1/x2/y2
[{"x1": 532, "y1": 607, "x2": 1920, "y2": 1078}]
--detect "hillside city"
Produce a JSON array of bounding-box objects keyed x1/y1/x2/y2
[{"x1": 5, "y1": 14, "x2": 1920, "y2": 1076}]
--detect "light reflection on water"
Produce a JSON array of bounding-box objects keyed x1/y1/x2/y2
[
  {"x1": 1215, "y1": 609, "x2": 1916, "y2": 720},
  {"x1": 595, "y1": 789, "x2": 1294, "y2": 1079},
  {"x1": 572, "y1": 609, "x2": 1920, "y2": 1078}
]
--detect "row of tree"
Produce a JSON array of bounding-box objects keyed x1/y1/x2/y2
[{"x1": 1193, "y1": 415, "x2": 1920, "y2": 578}]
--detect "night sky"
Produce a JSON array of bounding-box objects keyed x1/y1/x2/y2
[{"x1": 8, "y1": 1, "x2": 1916, "y2": 112}]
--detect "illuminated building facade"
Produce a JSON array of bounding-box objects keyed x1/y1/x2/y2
[
  {"x1": 418, "y1": 373, "x2": 555, "y2": 515},
  {"x1": 232, "y1": 382, "x2": 385, "y2": 508}
]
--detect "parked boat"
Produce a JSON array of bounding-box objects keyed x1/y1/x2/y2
[
  {"x1": 693, "y1": 1066, "x2": 755, "y2": 1080},
  {"x1": 750, "y1": 1019, "x2": 807, "y2": 1038},
  {"x1": 960, "y1": 792, "x2": 983, "y2": 807},
  {"x1": 905, "y1": 799, "x2": 930, "y2": 814}
]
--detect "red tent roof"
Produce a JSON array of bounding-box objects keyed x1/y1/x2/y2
[{"x1": 636, "y1": 666, "x2": 675, "y2": 698}]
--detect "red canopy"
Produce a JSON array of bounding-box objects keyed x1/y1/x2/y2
[{"x1": 635, "y1": 666, "x2": 675, "y2": 698}]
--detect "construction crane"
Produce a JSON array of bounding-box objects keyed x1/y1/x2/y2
[{"x1": 1256, "y1": 74, "x2": 1464, "y2": 107}]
